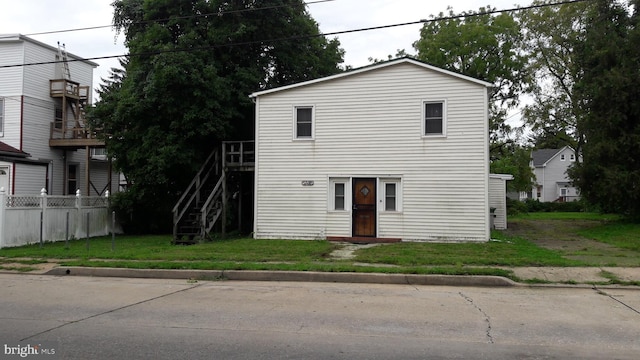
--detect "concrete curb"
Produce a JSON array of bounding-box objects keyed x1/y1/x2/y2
[{"x1": 45, "y1": 267, "x2": 518, "y2": 287}]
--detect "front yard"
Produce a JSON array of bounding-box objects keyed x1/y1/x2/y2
[{"x1": 0, "y1": 212, "x2": 638, "y2": 278}]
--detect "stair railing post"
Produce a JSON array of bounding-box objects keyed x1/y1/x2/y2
[{"x1": 222, "y1": 169, "x2": 227, "y2": 238}]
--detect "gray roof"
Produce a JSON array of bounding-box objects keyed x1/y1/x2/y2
[{"x1": 531, "y1": 148, "x2": 562, "y2": 167}]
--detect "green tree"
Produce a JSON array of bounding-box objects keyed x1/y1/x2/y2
[
  {"x1": 413, "y1": 6, "x2": 530, "y2": 143},
  {"x1": 519, "y1": 0, "x2": 589, "y2": 149},
  {"x1": 490, "y1": 143, "x2": 535, "y2": 193},
  {"x1": 90, "y1": 0, "x2": 344, "y2": 232},
  {"x1": 570, "y1": 0, "x2": 640, "y2": 217}
]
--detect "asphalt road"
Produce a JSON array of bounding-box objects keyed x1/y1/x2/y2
[{"x1": 1, "y1": 274, "x2": 639, "y2": 360}]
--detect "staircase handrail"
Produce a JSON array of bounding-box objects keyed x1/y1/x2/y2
[
  {"x1": 200, "y1": 172, "x2": 225, "y2": 236},
  {"x1": 172, "y1": 149, "x2": 219, "y2": 220}
]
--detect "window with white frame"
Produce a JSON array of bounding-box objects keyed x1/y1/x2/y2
[
  {"x1": 329, "y1": 178, "x2": 349, "y2": 211},
  {"x1": 560, "y1": 154, "x2": 566, "y2": 161},
  {"x1": 423, "y1": 101, "x2": 445, "y2": 136},
  {"x1": 570, "y1": 153, "x2": 575, "y2": 161},
  {"x1": 381, "y1": 178, "x2": 401, "y2": 212},
  {"x1": 294, "y1": 106, "x2": 314, "y2": 139}
]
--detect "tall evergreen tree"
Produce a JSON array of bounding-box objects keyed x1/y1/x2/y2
[
  {"x1": 570, "y1": 0, "x2": 640, "y2": 216},
  {"x1": 89, "y1": 0, "x2": 344, "y2": 232}
]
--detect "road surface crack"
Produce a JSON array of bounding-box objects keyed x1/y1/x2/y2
[
  {"x1": 20, "y1": 283, "x2": 202, "y2": 341},
  {"x1": 459, "y1": 292, "x2": 494, "y2": 344},
  {"x1": 593, "y1": 286, "x2": 640, "y2": 316}
]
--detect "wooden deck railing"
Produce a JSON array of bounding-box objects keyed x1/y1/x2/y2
[
  {"x1": 49, "y1": 79, "x2": 89, "y2": 100},
  {"x1": 223, "y1": 141, "x2": 255, "y2": 168}
]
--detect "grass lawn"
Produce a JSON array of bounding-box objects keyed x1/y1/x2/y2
[{"x1": 0, "y1": 212, "x2": 637, "y2": 277}]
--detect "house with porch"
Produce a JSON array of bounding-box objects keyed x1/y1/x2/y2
[
  {"x1": 0, "y1": 34, "x2": 118, "y2": 196},
  {"x1": 249, "y1": 57, "x2": 495, "y2": 242},
  {"x1": 531, "y1": 146, "x2": 580, "y2": 202}
]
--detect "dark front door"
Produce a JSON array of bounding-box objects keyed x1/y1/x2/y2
[{"x1": 352, "y1": 178, "x2": 376, "y2": 237}]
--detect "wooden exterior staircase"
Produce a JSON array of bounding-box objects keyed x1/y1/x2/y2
[{"x1": 172, "y1": 141, "x2": 254, "y2": 243}]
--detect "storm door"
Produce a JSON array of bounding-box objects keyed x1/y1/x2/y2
[{"x1": 352, "y1": 178, "x2": 376, "y2": 237}]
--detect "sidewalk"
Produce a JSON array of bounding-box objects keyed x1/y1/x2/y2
[{"x1": 1, "y1": 259, "x2": 638, "y2": 287}]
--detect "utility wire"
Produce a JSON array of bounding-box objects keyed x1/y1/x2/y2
[
  {"x1": 24, "y1": 0, "x2": 336, "y2": 36},
  {"x1": 2, "y1": 0, "x2": 591, "y2": 69}
]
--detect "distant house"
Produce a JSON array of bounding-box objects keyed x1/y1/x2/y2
[
  {"x1": 531, "y1": 146, "x2": 580, "y2": 202},
  {"x1": 248, "y1": 58, "x2": 496, "y2": 242},
  {"x1": 0, "y1": 34, "x2": 118, "y2": 195}
]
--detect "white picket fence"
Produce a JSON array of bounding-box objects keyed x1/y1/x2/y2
[{"x1": 0, "y1": 188, "x2": 120, "y2": 248}]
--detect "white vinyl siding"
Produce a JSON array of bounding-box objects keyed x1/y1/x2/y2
[
  {"x1": 14, "y1": 163, "x2": 47, "y2": 194},
  {"x1": 254, "y1": 61, "x2": 490, "y2": 242}
]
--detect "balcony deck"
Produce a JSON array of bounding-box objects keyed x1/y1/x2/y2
[
  {"x1": 49, "y1": 79, "x2": 89, "y2": 100},
  {"x1": 49, "y1": 78, "x2": 103, "y2": 149}
]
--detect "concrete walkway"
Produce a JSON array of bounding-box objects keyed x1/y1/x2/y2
[{"x1": 0, "y1": 259, "x2": 638, "y2": 288}]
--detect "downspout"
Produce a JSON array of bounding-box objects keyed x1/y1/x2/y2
[
  {"x1": 85, "y1": 145, "x2": 90, "y2": 195},
  {"x1": 14, "y1": 95, "x2": 24, "y2": 195},
  {"x1": 62, "y1": 150, "x2": 67, "y2": 194},
  {"x1": 19, "y1": 96, "x2": 24, "y2": 151}
]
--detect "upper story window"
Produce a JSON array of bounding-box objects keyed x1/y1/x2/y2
[
  {"x1": 0, "y1": 97, "x2": 4, "y2": 136},
  {"x1": 560, "y1": 154, "x2": 566, "y2": 161},
  {"x1": 423, "y1": 100, "x2": 446, "y2": 137},
  {"x1": 294, "y1": 106, "x2": 314, "y2": 140},
  {"x1": 570, "y1": 153, "x2": 575, "y2": 161}
]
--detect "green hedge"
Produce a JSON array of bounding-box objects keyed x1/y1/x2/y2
[{"x1": 507, "y1": 198, "x2": 589, "y2": 214}]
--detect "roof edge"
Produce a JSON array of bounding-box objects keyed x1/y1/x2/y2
[
  {"x1": 0, "y1": 34, "x2": 99, "y2": 67},
  {"x1": 249, "y1": 57, "x2": 493, "y2": 98},
  {"x1": 490, "y1": 173, "x2": 514, "y2": 180}
]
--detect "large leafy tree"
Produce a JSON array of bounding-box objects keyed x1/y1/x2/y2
[
  {"x1": 90, "y1": 0, "x2": 344, "y2": 232},
  {"x1": 569, "y1": 0, "x2": 640, "y2": 216},
  {"x1": 519, "y1": 0, "x2": 589, "y2": 149}
]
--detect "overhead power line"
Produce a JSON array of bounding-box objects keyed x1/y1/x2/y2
[
  {"x1": 2, "y1": 0, "x2": 591, "y2": 69},
  {"x1": 24, "y1": 0, "x2": 336, "y2": 36}
]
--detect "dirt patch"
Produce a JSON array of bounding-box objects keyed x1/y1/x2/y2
[{"x1": 504, "y1": 219, "x2": 638, "y2": 266}]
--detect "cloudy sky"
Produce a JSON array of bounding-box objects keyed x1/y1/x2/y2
[{"x1": 0, "y1": 0, "x2": 523, "y2": 94}]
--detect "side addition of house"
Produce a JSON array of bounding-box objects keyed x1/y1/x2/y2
[
  {"x1": 0, "y1": 34, "x2": 118, "y2": 195},
  {"x1": 250, "y1": 58, "x2": 493, "y2": 242},
  {"x1": 531, "y1": 146, "x2": 580, "y2": 202}
]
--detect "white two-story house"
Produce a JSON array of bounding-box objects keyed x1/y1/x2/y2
[
  {"x1": 531, "y1": 146, "x2": 580, "y2": 202},
  {"x1": 0, "y1": 34, "x2": 118, "y2": 196},
  {"x1": 250, "y1": 58, "x2": 495, "y2": 242}
]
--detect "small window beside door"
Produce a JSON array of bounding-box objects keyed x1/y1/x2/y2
[
  {"x1": 381, "y1": 178, "x2": 401, "y2": 212},
  {"x1": 329, "y1": 178, "x2": 350, "y2": 211}
]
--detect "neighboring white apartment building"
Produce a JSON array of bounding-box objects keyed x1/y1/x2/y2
[
  {"x1": 250, "y1": 58, "x2": 496, "y2": 242},
  {"x1": 531, "y1": 146, "x2": 580, "y2": 202},
  {"x1": 0, "y1": 34, "x2": 118, "y2": 195}
]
